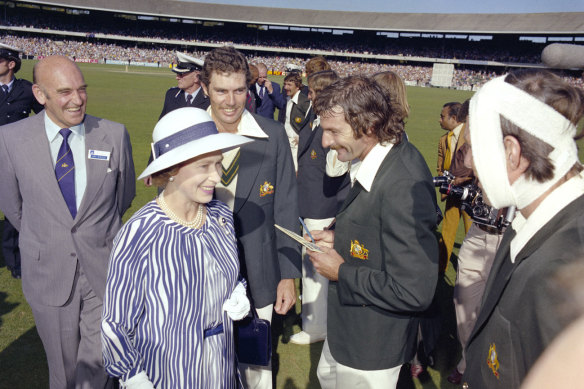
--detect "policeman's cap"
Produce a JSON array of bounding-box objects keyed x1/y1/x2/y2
[{"x1": 172, "y1": 52, "x2": 203, "y2": 74}]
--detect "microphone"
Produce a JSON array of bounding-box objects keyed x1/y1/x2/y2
[{"x1": 541, "y1": 43, "x2": 584, "y2": 69}]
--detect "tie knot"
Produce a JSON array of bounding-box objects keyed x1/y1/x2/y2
[
  {"x1": 59, "y1": 128, "x2": 72, "y2": 141},
  {"x1": 187, "y1": 94, "x2": 193, "y2": 102},
  {"x1": 2, "y1": 85, "x2": 8, "y2": 94}
]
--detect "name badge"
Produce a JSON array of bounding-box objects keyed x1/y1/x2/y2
[{"x1": 88, "y1": 149, "x2": 110, "y2": 161}]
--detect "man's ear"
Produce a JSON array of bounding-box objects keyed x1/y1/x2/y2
[
  {"x1": 7, "y1": 60, "x2": 15, "y2": 71},
  {"x1": 32, "y1": 84, "x2": 46, "y2": 106},
  {"x1": 503, "y1": 135, "x2": 530, "y2": 179}
]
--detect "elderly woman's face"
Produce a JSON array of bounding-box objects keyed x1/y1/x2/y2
[{"x1": 173, "y1": 151, "x2": 223, "y2": 205}]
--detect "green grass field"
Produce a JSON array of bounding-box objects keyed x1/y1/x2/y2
[{"x1": 0, "y1": 60, "x2": 552, "y2": 388}]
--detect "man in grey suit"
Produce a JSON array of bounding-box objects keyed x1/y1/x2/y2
[
  {"x1": 307, "y1": 76, "x2": 438, "y2": 389},
  {"x1": 201, "y1": 46, "x2": 301, "y2": 389},
  {"x1": 0, "y1": 56, "x2": 135, "y2": 388}
]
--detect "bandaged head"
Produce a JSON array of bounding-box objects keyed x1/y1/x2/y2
[{"x1": 468, "y1": 74, "x2": 579, "y2": 209}]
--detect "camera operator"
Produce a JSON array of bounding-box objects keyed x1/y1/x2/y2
[
  {"x1": 446, "y1": 100, "x2": 514, "y2": 385},
  {"x1": 437, "y1": 102, "x2": 472, "y2": 271},
  {"x1": 462, "y1": 70, "x2": 584, "y2": 388}
]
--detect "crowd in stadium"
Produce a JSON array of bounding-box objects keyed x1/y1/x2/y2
[{"x1": 3, "y1": 33, "x2": 579, "y2": 89}]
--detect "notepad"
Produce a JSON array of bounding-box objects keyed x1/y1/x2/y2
[{"x1": 274, "y1": 224, "x2": 324, "y2": 253}]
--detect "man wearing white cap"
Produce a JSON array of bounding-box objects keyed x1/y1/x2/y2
[
  {"x1": 462, "y1": 69, "x2": 584, "y2": 388},
  {"x1": 159, "y1": 52, "x2": 209, "y2": 119},
  {"x1": 0, "y1": 42, "x2": 43, "y2": 279}
]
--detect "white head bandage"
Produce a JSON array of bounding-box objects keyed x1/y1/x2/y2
[{"x1": 469, "y1": 76, "x2": 578, "y2": 209}]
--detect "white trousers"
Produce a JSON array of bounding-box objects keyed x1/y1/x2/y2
[
  {"x1": 317, "y1": 339, "x2": 402, "y2": 389},
  {"x1": 239, "y1": 304, "x2": 273, "y2": 389},
  {"x1": 300, "y1": 217, "x2": 334, "y2": 334},
  {"x1": 454, "y1": 223, "x2": 503, "y2": 373}
]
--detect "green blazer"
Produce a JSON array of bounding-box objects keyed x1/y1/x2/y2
[{"x1": 327, "y1": 138, "x2": 439, "y2": 370}]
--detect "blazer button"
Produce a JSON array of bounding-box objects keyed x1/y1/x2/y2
[
  {"x1": 70, "y1": 253, "x2": 76, "y2": 257},
  {"x1": 462, "y1": 382, "x2": 469, "y2": 389}
]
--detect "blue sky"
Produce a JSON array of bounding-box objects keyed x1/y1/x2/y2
[{"x1": 182, "y1": 0, "x2": 584, "y2": 13}]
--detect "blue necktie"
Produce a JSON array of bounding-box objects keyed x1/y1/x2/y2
[
  {"x1": 2, "y1": 85, "x2": 8, "y2": 96},
  {"x1": 186, "y1": 94, "x2": 193, "y2": 105},
  {"x1": 55, "y1": 128, "x2": 76, "y2": 218}
]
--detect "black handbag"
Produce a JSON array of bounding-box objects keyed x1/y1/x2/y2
[{"x1": 234, "y1": 298, "x2": 272, "y2": 366}]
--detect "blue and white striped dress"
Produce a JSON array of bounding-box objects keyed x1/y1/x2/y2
[{"x1": 102, "y1": 199, "x2": 241, "y2": 388}]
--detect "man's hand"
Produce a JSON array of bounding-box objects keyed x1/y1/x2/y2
[
  {"x1": 307, "y1": 246, "x2": 344, "y2": 281},
  {"x1": 274, "y1": 278, "x2": 296, "y2": 315},
  {"x1": 307, "y1": 229, "x2": 335, "y2": 249},
  {"x1": 264, "y1": 79, "x2": 274, "y2": 94}
]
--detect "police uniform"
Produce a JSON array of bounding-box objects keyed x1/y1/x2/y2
[{"x1": 0, "y1": 43, "x2": 43, "y2": 278}]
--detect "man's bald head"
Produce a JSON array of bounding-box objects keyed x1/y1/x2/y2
[{"x1": 32, "y1": 55, "x2": 88, "y2": 129}]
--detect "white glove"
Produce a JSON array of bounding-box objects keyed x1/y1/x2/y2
[
  {"x1": 223, "y1": 281, "x2": 250, "y2": 321},
  {"x1": 121, "y1": 371, "x2": 155, "y2": 389}
]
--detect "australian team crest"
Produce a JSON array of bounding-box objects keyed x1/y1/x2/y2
[
  {"x1": 487, "y1": 343, "x2": 500, "y2": 379},
  {"x1": 259, "y1": 181, "x2": 274, "y2": 197},
  {"x1": 310, "y1": 150, "x2": 317, "y2": 160},
  {"x1": 294, "y1": 116, "x2": 302, "y2": 124},
  {"x1": 350, "y1": 240, "x2": 369, "y2": 260}
]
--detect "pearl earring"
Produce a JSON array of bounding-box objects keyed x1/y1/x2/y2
[{"x1": 169, "y1": 176, "x2": 175, "y2": 182}]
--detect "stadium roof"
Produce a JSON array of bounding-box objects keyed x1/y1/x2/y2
[{"x1": 16, "y1": 0, "x2": 584, "y2": 35}]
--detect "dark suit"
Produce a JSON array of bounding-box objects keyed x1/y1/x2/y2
[
  {"x1": 463, "y1": 194, "x2": 584, "y2": 388},
  {"x1": 0, "y1": 112, "x2": 136, "y2": 388},
  {"x1": 232, "y1": 113, "x2": 302, "y2": 308},
  {"x1": 159, "y1": 87, "x2": 209, "y2": 119},
  {"x1": 253, "y1": 82, "x2": 286, "y2": 120},
  {"x1": 0, "y1": 78, "x2": 43, "y2": 276},
  {"x1": 328, "y1": 139, "x2": 438, "y2": 370},
  {"x1": 278, "y1": 91, "x2": 311, "y2": 133},
  {"x1": 297, "y1": 108, "x2": 348, "y2": 219}
]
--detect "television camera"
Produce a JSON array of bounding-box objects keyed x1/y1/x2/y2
[{"x1": 433, "y1": 171, "x2": 515, "y2": 230}]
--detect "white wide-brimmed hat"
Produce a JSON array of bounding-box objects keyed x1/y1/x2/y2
[{"x1": 138, "y1": 108, "x2": 252, "y2": 180}]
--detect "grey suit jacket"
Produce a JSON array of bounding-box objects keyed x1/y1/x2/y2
[
  {"x1": 0, "y1": 112, "x2": 136, "y2": 306},
  {"x1": 328, "y1": 139, "x2": 439, "y2": 370},
  {"x1": 233, "y1": 113, "x2": 302, "y2": 308}
]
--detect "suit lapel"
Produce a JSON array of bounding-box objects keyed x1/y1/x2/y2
[
  {"x1": 23, "y1": 114, "x2": 69, "y2": 214},
  {"x1": 76, "y1": 115, "x2": 111, "y2": 220},
  {"x1": 337, "y1": 182, "x2": 362, "y2": 214},
  {"x1": 297, "y1": 108, "x2": 316, "y2": 157},
  {"x1": 193, "y1": 89, "x2": 208, "y2": 108},
  {"x1": 468, "y1": 229, "x2": 515, "y2": 342},
  {"x1": 233, "y1": 137, "x2": 268, "y2": 214}
]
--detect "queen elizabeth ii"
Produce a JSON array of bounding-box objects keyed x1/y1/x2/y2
[{"x1": 102, "y1": 108, "x2": 253, "y2": 388}]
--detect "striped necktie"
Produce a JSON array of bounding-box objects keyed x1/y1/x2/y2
[
  {"x1": 2, "y1": 85, "x2": 8, "y2": 96},
  {"x1": 221, "y1": 150, "x2": 240, "y2": 186},
  {"x1": 55, "y1": 128, "x2": 76, "y2": 218},
  {"x1": 186, "y1": 94, "x2": 193, "y2": 105}
]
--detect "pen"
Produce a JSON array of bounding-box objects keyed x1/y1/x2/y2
[{"x1": 299, "y1": 217, "x2": 316, "y2": 243}]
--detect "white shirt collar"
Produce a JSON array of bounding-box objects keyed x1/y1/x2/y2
[
  {"x1": 185, "y1": 87, "x2": 201, "y2": 101},
  {"x1": 510, "y1": 172, "x2": 584, "y2": 263},
  {"x1": 206, "y1": 107, "x2": 267, "y2": 139},
  {"x1": 291, "y1": 90, "x2": 300, "y2": 104},
  {"x1": 452, "y1": 123, "x2": 464, "y2": 142},
  {"x1": 1, "y1": 77, "x2": 14, "y2": 92},
  {"x1": 44, "y1": 112, "x2": 85, "y2": 142},
  {"x1": 351, "y1": 142, "x2": 394, "y2": 192}
]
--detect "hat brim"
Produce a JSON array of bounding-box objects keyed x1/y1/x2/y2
[
  {"x1": 172, "y1": 67, "x2": 196, "y2": 74},
  {"x1": 138, "y1": 133, "x2": 253, "y2": 180}
]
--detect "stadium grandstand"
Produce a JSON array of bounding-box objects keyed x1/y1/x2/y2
[{"x1": 0, "y1": 0, "x2": 582, "y2": 89}]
